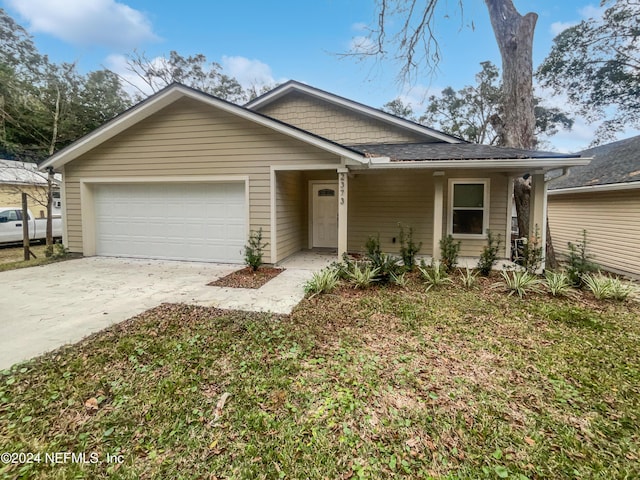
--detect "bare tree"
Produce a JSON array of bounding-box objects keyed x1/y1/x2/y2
[{"x1": 349, "y1": 0, "x2": 558, "y2": 266}]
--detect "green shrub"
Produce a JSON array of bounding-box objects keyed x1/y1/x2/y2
[
  {"x1": 45, "y1": 241, "x2": 69, "y2": 259},
  {"x1": 347, "y1": 262, "x2": 379, "y2": 289},
  {"x1": 608, "y1": 277, "x2": 638, "y2": 301},
  {"x1": 477, "y1": 230, "x2": 502, "y2": 276},
  {"x1": 499, "y1": 270, "x2": 542, "y2": 298},
  {"x1": 365, "y1": 235, "x2": 402, "y2": 283},
  {"x1": 390, "y1": 271, "x2": 409, "y2": 288},
  {"x1": 582, "y1": 273, "x2": 613, "y2": 300},
  {"x1": 418, "y1": 260, "x2": 453, "y2": 291},
  {"x1": 373, "y1": 253, "x2": 403, "y2": 284},
  {"x1": 582, "y1": 273, "x2": 637, "y2": 301},
  {"x1": 565, "y1": 230, "x2": 598, "y2": 286},
  {"x1": 399, "y1": 224, "x2": 422, "y2": 271},
  {"x1": 329, "y1": 254, "x2": 358, "y2": 280},
  {"x1": 439, "y1": 234, "x2": 461, "y2": 273},
  {"x1": 365, "y1": 234, "x2": 382, "y2": 263},
  {"x1": 304, "y1": 268, "x2": 340, "y2": 298},
  {"x1": 544, "y1": 271, "x2": 573, "y2": 297},
  {"x1": 458, "y1": 267, "x2": 478, "y2": 289},
  {"x1": 610, "y1": 277, "x2": 638, "y2": 301},
  {"x1": 244, "y1": 228, "x2": 268, "y2": 271}
]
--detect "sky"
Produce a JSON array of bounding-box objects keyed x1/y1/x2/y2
[{"x1": 1, "y1": 0, "x2": 634, "y2": 152}]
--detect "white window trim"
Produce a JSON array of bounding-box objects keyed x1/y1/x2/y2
[{"x1": 448, "y1": 178, "x2": 490, "y2": 239}]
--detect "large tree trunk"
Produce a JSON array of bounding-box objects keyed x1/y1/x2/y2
[
  {"x1": 484, "y1": 1, "x2": 556, "y2": 267},
  {"x1": 484, "y1": 0, "x2": 537, "y2": 150},
  {"x1": 545, "y1": 220, "x2": 559, "y2": 270},
  {"x1": 513, "y1": 176, "x2": 530, "y2": 238}
]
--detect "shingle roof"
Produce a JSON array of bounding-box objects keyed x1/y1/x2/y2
[
  {"x1": 349, "y1": 143, "x2": 581, "y2": 161},
  {"x1": 549, "y1": 135, "x2": 640, "y2": 190}
]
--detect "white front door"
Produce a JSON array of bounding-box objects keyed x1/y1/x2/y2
[{"x1": 312, "y1": 182, "x2": 338, "y2": 248}]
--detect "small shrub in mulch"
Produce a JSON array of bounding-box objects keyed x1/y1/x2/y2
[{"x1": 208, "y1": 267, "x2": 283, "y2": 289}]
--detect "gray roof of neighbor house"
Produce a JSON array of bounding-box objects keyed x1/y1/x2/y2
[
  {"x1": 0, "y1": 159, "x2": 61, "y2": 185},
  {"x1": 350, "y1": 142, "x2": 581, "y2": 161},
  {"x1": 549, "y1": 135, "x2": 640, "y2": 190}
]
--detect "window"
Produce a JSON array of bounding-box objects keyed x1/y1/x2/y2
[
  {"x1": 449, "y1": 179, "x2": 489, "y2": 237},
  {"x1": 318, "y1": 189, "x2": 335, "y2": 197},
  {"x1": 4, "y1": 210, "x2": 20, "y2": 221}
]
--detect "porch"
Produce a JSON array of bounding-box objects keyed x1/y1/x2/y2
[{"x1": 272, "y1": 167, "x2": 548, "y2": 266}]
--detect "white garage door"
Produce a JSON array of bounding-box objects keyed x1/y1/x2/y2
[{"x1": 94, "y1": 183, "x2": 246, "y2": 263}]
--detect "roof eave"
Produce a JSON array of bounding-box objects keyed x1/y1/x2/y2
[
  {"x1": 366, "y1": 157, "x2": 592, "y2": 170},
  {"x1": 40, "y1": 84, "x2": 367, "y2": 171},
  {"x1": 549, "y1": 181, "x2": 640, "y2": 195}
]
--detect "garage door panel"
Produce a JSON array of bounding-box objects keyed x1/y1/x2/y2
[{"x1": 93, "y1": 183, "x2": 246, "y2": 263}]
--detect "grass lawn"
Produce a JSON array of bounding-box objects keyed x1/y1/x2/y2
[
  {"x1": 0, "y1": 244, "x2": 69, "y2": 272},
  {"x1": 1, "y1": 275, "x2": 638, "y2": 479}
]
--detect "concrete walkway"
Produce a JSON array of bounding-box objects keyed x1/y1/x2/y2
[{"x1": 1, "y1": 254, "x2": 332, "y2": 369}]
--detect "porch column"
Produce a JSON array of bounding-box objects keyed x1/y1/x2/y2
[
  {"x1": 337, "y1": 168, "x2": 349, "y2": 258},
  {"x1": 432, "y1": 172, "x2": 445, "y2": 260},
  {"x1": 529, "y1": 172, "x2": 547, "y2": 271}
]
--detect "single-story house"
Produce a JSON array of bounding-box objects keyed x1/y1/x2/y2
[
  {"x1": 39, "y1": 81, "x2": 589, "y2": 266},
  {"x1": 548, "y1": 135, "x2": 640, "y2": 279},
  {"x1": 0, "y1": 159, "x2": 62, "y2": 218}
]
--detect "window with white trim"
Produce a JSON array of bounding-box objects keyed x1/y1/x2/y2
[{"x1": 449, "y1": 179, "x2": 489, "y2": 237}]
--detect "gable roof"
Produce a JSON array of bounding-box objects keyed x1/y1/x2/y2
[
  {"x1": 38, "y1": 81, "x2": 589, "y2": 175},
  {"x1": 0, "y1": 159, "x2": 61, "y2": 185},
  {"x1": 245, "y1": 80, "x2": 464, "y2": 144},
  {"x1": 550, "y1": 135, "x2": 640, "y2": 191},
  {"x1": 39, "y1": 83, "x2": 367, "y2": 171}
]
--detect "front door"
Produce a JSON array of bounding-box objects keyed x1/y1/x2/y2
[{"x1": 312, "y1": 182, "x2": 338, "y2": 248}]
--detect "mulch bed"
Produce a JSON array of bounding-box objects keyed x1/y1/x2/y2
[{"x1": 208, "y1": 267, "x2": 284, "y2": 289}]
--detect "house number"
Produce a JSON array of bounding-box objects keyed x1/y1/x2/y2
[{"x1": 339, "y1": 175, "x2": 346, "y2": 205}]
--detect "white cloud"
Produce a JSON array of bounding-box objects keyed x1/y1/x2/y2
[
  {"x1": 398, "y1": 84, "x2": 442, "y2": 112},
  {"x1": 579, "y1": 4, "x2": 606, "y2": 21},
  {"x1": 221, "y1": 56, "x2": 284, "y2": 90},
  {"x1": 550, "y1": 21, "x2": 577, "y2": 36},
  {"x1": 104, "y1": 53, "x2": 158, "y2": 97},
  {"x1": 351, "y1": 22, "x2": 368, "y2": 32},
  {"x1": 349, "y1": 36, "x2": 377, "y2": 55},
  {"x1": 549, "y1": 4, "x2": 606, "y2": 37},
  {"x1": 6, "y1": 0, "x2": 159, "y2": 49}
]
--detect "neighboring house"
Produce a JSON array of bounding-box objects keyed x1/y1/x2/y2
[
  {"x1": 39, "y1": 81, "x2": 588, "y2": 265},
  {"x1": 0, "y1": 159, "x2": 62, "y2": 218},
  {"x1": 548, "y1": 135, "x2": 640, "y2": 279}
]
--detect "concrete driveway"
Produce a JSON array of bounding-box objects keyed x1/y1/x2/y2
[{"x1": 0, "y1": 257, "x2": 318, "y2": 370}]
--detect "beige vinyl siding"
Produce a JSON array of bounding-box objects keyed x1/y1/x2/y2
[
  {"x1": 258, "y1": 93, "x2": 427, "y2": 145},
  {"x1": 63, "y1": 97, "x2": 341, "y2": 263},
  {"x1": 276, "y1": 171, "x2": 305, "y2": 260},
  {"x1": 548, "y1": 189, "x2": 640, "y2": 278},
  {"x1": 348, "y1": 171, "x2": 434, "y2": 254},
  {"x1": 348, "y1": 171, "x2": 509, "y2": 257}
]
